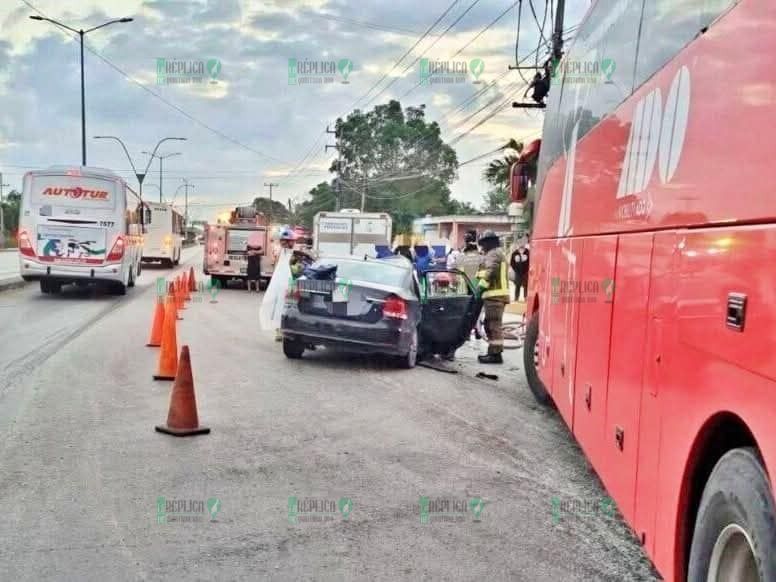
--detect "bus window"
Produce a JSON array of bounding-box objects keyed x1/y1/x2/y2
[
  {"x1": 144, "y1": 206, "x2": 152, "y2": 225},
  {"x1": 635, "y1": 0, "x2": 736, "y2": 87}
]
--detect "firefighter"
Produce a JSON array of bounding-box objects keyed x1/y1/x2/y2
[{"x1": 475, "y1": 230, "x2": 510, "y2": 364}]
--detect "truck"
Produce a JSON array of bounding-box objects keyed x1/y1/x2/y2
[
  {"x1": 203, "y1": 206, "x2": 270, "y2": 288},
  {"x1": 312, "y1": 210, "x2": 392, "y2": 257}
]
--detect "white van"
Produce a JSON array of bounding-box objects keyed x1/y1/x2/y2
[
  {"x1": 140, "y1": 201, "x2": 183, "y2": 268},
  {"x1": 17, "y1": 166, "x2": 143, "y2": 295}
]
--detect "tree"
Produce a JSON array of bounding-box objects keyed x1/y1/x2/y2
[
  {"x1": 1, "y1": 190, "x2": 21, "y2": 245},
  {"x1": 482, "y1": 187, "x2": 509, "y2": 213},
  {"x1": 295, "y1": 100, "x2": 461, "y2": 233},
  {"x1": 483, "y1": 139, "x2": 523, "y2": 190},
  {"x1": 251, "y1": 196, "x2": 291, "y2": 223}
]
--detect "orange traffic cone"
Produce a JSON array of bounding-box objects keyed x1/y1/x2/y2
[
  {"x1": 183, "y1": 272, "x2": 192, "y2": 302},
  {"x1": 188, "y1": 266, "x2": 197, "y2": 292},
  {"x1": 146, "y1": 297, "x2": 165, "y2": 347},
  {"x1": 168, "y1": 282, "x2": 182, "y2": 320},
  {"x1": 155, "y1": 345, "x2": 210, "y2": 436},
  {"x1": 175, "y1": 276, "x2": 186, "y2": 310},
  {"x1": 153, "y1": 298, "x2": 178, "y2": 380}
]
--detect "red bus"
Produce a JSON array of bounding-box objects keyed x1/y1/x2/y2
[{"x1": 522, "y1": 1, "x2": 776, "y2": 581}]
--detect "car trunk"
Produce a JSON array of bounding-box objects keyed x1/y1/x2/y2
[{"x1": 295, "y1": 278, "x2": 394, "y2": 324}]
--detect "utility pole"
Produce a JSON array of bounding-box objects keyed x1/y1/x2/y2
[
  {"x1": 552, "y1": 0, "x2": 566, "y2": 64},
  {"x1": 181, "y1": 179, "x2": 194, "y2": 233},
  {"x1": 361, "y1": 170, "x2": 367, "y2": 212},
  {"x1": 325, "y1": 125, "x2": 341, "y2": 211},
  {"x1": 0, "y1": 175, "x2": 9, "y2": 248},
  {"x1": 264, "y1": 182, "x2": 279, "y2": 225}
]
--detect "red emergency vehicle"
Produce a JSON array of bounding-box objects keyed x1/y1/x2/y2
[
  {"x1": 522, "y1": 2, "x2": 776, "y2": 581},
  {"x1": 203, "y1": 206, "x2": 269, "y2": 288}
]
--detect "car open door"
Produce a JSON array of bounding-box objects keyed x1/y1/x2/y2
[{"x1": 418, "y1": 269, "x2": 482, "y2": 355}]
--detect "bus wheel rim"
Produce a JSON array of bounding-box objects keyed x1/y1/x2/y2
[{"x1": 707, "y1": 523, "x2": 759, "y2": 582}]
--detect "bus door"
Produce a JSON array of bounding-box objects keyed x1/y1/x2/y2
[
  {"x1": 601, "y1": 232, "x2": 653, "y2": 525},
  {"x1": 634, "y1": 231, "x2": 679, "y2": 556},
  {"x1": 572, "y1": 235, "x2": 618, "y2": 472},
  {"x1": 547, "y1": 237, "x2": 583, "y2": 426}
]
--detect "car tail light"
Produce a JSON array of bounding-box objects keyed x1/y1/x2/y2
[
  {"x1": 18, "y1": 229, "x2": 36, "y2": 258},
  {"x1": 383, "y1": 295, "x2": 408, "y2": 320},
  {"x1": 164, "y1": 235, "x2": 173, "y2": 247},
  {"x1": 106, "y1": 236, "x2": 125, "y2": 261}
]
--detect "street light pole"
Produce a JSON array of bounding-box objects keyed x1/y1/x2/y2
[
  {"x1": 0, "y1": 175, "x2": 10, "y2": 249},
  {"x1": 29, "y1": 15, "x2": 134, "y2": 166},
  {"x1": 142, "y1": 150, "x2": 182, "y2": 203}
]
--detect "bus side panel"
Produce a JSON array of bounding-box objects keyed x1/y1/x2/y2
[
  {"x1": 547, "y1": 238, "x2": 583, "y2": 427},
  {"x1": 572, "y1": 235, "x2": 617, "y2": 472},
  {"x1": 634, "y1": 232, "x2": 680, "y2": 557},
  {"x1": 532, "y1": 240, "x2": 556, "y2": 394},
  {"x1": 601, "y1": 233, "x2": 653, "y2": 525},
  {"x1": 651, "y1": 225, "x2": 776, "y2": 580}
]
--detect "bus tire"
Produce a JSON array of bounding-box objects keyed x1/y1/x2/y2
[
  {"x1": 523, "y1": 315, "x2": 551, "y2": 406},
  {"x1": 162, "y1": 259, "x2": 173, "y2": 268},
  {"x1": 127, "y1": 267, "x2": 135, "y2": 288},
  {"x1": 283, "y1": 338, "x2": 305, "y2": 359},
  {"x1": 173, "y1": 249, "x2": 180, "y2": 266},
  {"x1": 40, "y1": 280, "x2": 50, "y2": 294},
  {"x1": 688, "y1": 447, "x2": 776, "y2": 582},
  {"x1": 111, "y1": 281, "x2": 127, "y2": 296}
]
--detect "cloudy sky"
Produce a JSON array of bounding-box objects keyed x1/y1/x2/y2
[{"x1": 0, "y1": 0, "x2": 589, "y2": 222}]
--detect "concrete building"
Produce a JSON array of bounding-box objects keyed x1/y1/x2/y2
[{"x1": 412, "y1": 214, "x2": 513, "y2": 248}]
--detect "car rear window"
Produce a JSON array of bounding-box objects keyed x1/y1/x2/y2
[{"x1": 317, "y1": 259, "x2": 410, "y2": 288}]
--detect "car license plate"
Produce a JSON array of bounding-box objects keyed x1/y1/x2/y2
[
  {"x1": 332, "y1": 285, "x2": 348, "y2": 303},
  {"x1": 240, "y1": 266, "x2": 247, "y2": 274}
]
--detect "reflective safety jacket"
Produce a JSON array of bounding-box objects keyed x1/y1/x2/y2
[{"x1": 476, "y1": 247, "x2": 510, "y2": 300}]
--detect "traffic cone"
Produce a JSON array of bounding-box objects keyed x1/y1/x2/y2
[
  {"x1": 182, "y1": 271, "x2": 192, "y2": 302},
  {"x1": 146, "y1": 297, "x2": 165, "y2": 347},
  {"x1": 155, "y1": 345, "x2": 210, "y2": 436},
  {"x1": 188, "y1": 266, "x2": 197, "y2": 292},
  {"x1": 168, "y1": 282, "x2": 182, "y2": 320},
  {"x1": 153, "y1": 298, "x2": 178, "y2": 380},
  {"x1": 175, "y1": 276, "x2": 186, "y2": 310}
]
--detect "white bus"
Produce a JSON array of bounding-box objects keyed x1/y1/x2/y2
[
  {"x1": 17, "y1": 165, "x2": 143, "y2": 295},
  {"x1": 140, "y1": 201, "x2": 183, "y2": 268}
]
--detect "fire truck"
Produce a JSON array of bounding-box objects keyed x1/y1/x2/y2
[{"x1": 203, "y1": 206, "x2": 269, "y2": 288}]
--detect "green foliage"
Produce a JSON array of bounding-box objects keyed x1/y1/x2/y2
[
  {"x1": 482, "y1": 187, "x2": 509, "y2": 213},
  {"x1": 251, "y1": 196, "x2": 292, "y2": 223},
  {"x1": 295, "y1": 100, "x2": 464, "y2": 232},
  {"x1": 1, "y1": 190, "x2": 21, "y2": 244}
]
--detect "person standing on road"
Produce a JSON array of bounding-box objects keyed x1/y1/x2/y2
[
  {"x1": 510, "y1": 242, "x2": 530, "y2": 302},
  {"x1": 475, "y1": 230, "x2": 510, "y2": 364},
  {"x1": 246, "y1": 233, "x2": 263, "y2": 293},
  {"x1": 259, "y1": 227, "x2": 295, "y2": 340}
]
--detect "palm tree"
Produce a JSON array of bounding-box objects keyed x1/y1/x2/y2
[{"x1": 483, "y1": 139, "x2": 523, "y2": 189}]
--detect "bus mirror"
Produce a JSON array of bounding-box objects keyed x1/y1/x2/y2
[{"x1": 510, "y1": 161, "x2": 528, "y2": 203}]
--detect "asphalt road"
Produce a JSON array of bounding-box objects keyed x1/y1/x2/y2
[{"x1": 0, "y1": 247, "x2": 659, "y2": 581}]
